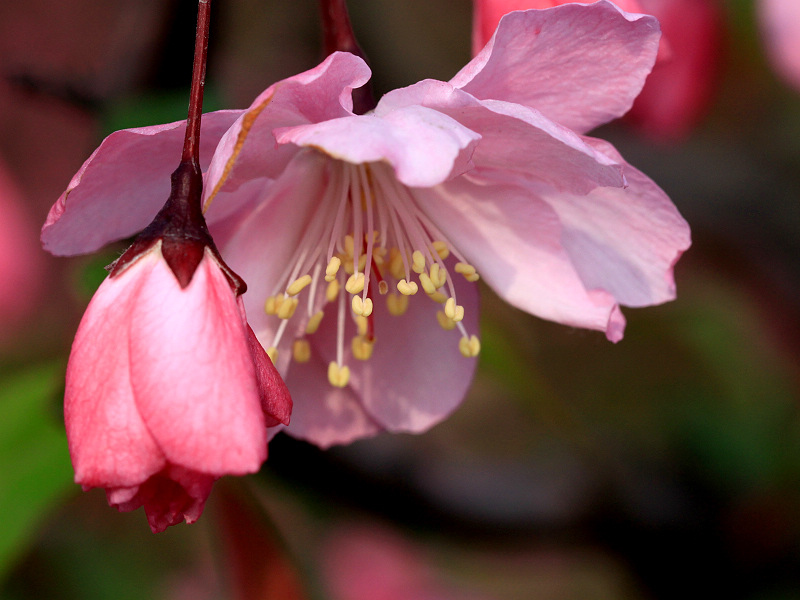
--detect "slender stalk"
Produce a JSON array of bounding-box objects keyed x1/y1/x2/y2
[{"x1": 182, "y1": 0, "x2": 212, "y2": 165}]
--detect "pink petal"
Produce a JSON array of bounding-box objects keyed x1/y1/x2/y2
[
  {"x1": 379, "y1": 80, "x2": 624, "y2": 193},
  {"x1": 274, "y1": 105, "x2": 480, "y2": 187},
  {"x1": 65, "y1": 250, "x2": 166, "y2": 488},
  {"x1": 452, "y1": 0, "x2": 661, "y2": 134},
  {"x1": 471, "y1": 0, "x2": 646, "y2": 54},
  {"x1": 418, "y1": 178, "x2": 628, "y2": 340},
  {"x1": 759, "y1": 0, "x2": 800, "y2": 92},
  {"x1": 203, "y1": 52, "x2": 371, "y2": 205},
  {"x1": 215, "y1": 150, "x2": 332, "y2": 345},
  {"x1": 284, "y1": 264, "x2": 480, "y2": 442},
  {"x1": 244, "y1": 317, "x2": 292, "y2": 427},
  {"x1": 41, "y1": 111, "x2": 242, "y2": 256},
  {"x1": 128, "y1": 248, "x2": 268, "y2": 475},
  {"x1": 545, "y1": 136, "x2": 691, "y2": 307}
]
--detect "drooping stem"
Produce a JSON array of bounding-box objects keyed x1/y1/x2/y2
[
  {"x1": 318, "y1": 0, "x2": 375, "y2": 114},
  {"x1": 182, "y1": 0, "x2": 212, "y2": 166}
]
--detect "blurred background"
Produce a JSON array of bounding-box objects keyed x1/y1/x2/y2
[{"x1": 1, "y1": 0, "x2": 799, "y2": 598}]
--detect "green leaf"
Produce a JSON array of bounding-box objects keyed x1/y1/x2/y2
[{"x1": 0, "y1": 362, "x2": 74, "y2": 582}]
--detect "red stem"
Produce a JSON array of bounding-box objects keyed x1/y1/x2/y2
[{"x1": 182, "y1": 0, "x2": 212, "y2": 165}]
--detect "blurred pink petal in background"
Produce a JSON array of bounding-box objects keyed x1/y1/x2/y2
[{"x1": 758, "y1": 0, "x2": 800, "y2": 91}]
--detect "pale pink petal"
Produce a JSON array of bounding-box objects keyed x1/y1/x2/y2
[
  {"x1": 759, "y1": 0, "x2": 800, "y2": 91},
  {"x1": 282, "y1": 265, "x2": 480, "y2": 443},
  {"x1": 378, "y1": 80, "x2": 624, "y2": 193},
  {"x1": 216, "y1": 151, "x2": 331, "y2": 344},
  {"x1": 350, "y1": 263, "x2": 480, "y2": 433},
  {"x1": 275, "y1": 105, "x2": 480, "y2": 187},
  {"x1": 419, "y1": 178, "x2": 627, "y2": 340},
  {"x1": 452, "y1": 1, "x2": 660, "y2": 133},
  {"x1": 203, "y1": 52, "x2": 371, "y2": 203},
  {"x1": 284, "y1": 354, "x2": 383, "y2": 449},
  {"x1": 545, "y1": 136, "x2": 691, "y2": 307},
  {"x1": 41, "y1": 111, "x2": 241, "y2": 256},
  {"x1": 129, "y1": 248, "x2": 267, "y2": 475},
  {"x1": 471, "y1": 0, "x2": 646, "y2": 54},
  {"x1": 65, "y1": 250, "x2": 165, "y2": 488}
]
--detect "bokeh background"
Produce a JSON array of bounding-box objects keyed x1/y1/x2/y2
[{"x1": 1, "y1": 0, "x2": 799, "y2": 598}]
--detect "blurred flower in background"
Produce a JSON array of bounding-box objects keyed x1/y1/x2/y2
[{"x1": 758, "y1": 0, "x2": 800, "y2": 92}]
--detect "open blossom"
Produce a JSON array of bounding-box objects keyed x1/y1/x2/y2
[
  {"x1": 759, "y1": 0, "x2": 800, "y2": 92},
  {"x1": 43, "y1": 1, "x2": 690, "y2": 448},
  {"x1": 55, "y1": 162, "x2": 291, "y2": 532}
]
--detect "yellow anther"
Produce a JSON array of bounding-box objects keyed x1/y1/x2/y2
[
  {"x1": 265, "y1": 295, "x2": 282, "y2": 315},
  {"x1": 344, "y1": 234, "x2": 355, "y2": 257},
  {"x1": 277, "y1": 296, "x2": 299, "y2": 320},
  {"x1": 286, "y1": 274, "x2": 312, "y2": 296},
  {"x1": 365, "y1": 230, "x2": 380, "y2": 244},
  {"x1": 358, "y1": 254, "x2": 368, "y2": 271},
  {"x1": 387, "y1": 293, "x2": 409, "y2": 316},
  {"x1": 436, "y1": 310, "x2": 457, "y2": 330},
  {"x1": 327, "y1": 362, "x2": 351, "y2": 388},
  {"x1": 389, "y1": 248, "x2": 405, "y2": 280},
  {"x1": 305, "y1": 310, "x2": 325, "y2": 334},
  {"x1": 418, "y1": 272, "x2": 437, "y2": 296},
  {"x1": 397, "y1": 279, "x2": 418, "y2": 296},
  {"x1": 351, "y1": 295, "x2": 373, "y2": 317},
  {"x1": 355, "y1": 315, "x2": 368, "y2": 336},
  {"x1": 411, "y1": 250, "x2": 426, "y2": 274},
  {"x1": 325, "y1": 256, "x2": 341, "y2": 282},
  {"x1": 458, "y1": 335, "x2": 481, "y2": 358},
  {"x1": 266, "y1": 347, "x2": 279, "y2": 363},
  {"x1": 465, "y1": 272, "x2": 481, "y2": 282},
  {"x1": 344, "y1": 254, "x2": 367, "y2": 275},
  {"x1": 428, "y1": 291, "x2": 447, "y2": 304},
  {"x1": 455, "y1": 263, "x2": 479, "y2": 282},
  {"x1": 431, "y1": 240, "x2": 450, "y2": 260},
  {"x1": 444, "y1": 298, "x2": 464, "y2": 322},
  {"x1": 428, "y1": 263, "x2": 440, "y2": 289},
  {"x1": 326, "y1": 279, "x2": 340, "y2": 303},
  {"x1": 343, "y1": 260, "x2": 355, "y2": 275},
  {"x1": 351, "y1": 335, "x2": 375, "y2": 361},
  {"x1": 378, "y1": 280, "x2": 389, "y2": 295},
  {"x1": 292, "y1": 339, "x2": 311, "y2": 363},
  {"x1": 345, "y1": 272, "x2": 365, "y2": 294}
]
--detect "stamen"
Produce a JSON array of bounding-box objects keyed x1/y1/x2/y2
[
  {"x1": 458, "y1": 335, "x2": 481, "y2": 358},
  {"x1": 355, "y1": 315, "x2": 368, "y2": 336},
  {"x1": 286, "y1": 274, "x2": 312, "y2": 296},
  {"x1": 444, "y1": 298, "x2": 464, "y2": 322},
  {"x1": 429, "y1": 264, "x2": 446, "y2": 288},
  {"x1": 387, "y1": 293, "x2": 409, "y2": 316},
  {"x1": 266, "y1": 347, "x2": 279, "y2": 363},
  {"x1": 418, "y1": 272, "x2": 437, "y2": 296},
  {"x1": 428, "y1": 291, "x2": 447, "y2": 304},
  {"x1": 292, "y1": 339, "x2": 311, "y2": 363},
  {"x1": 265, "y1": 295, "x2": 281, "y2": 315},
  {"x1": 345, "y1": 272, "x2": 365, "y2": 294},
  {"x1": 305, "y1": 310, "x2": 325, "y2": 334},
  {"x1": 378, "y1": 280, "x2": 389, "y2": 295},
  {"x1": 436, "y1": 310, "x2": 457, "y2": 330},
  {"x1": 351, "y1": 335, "x2": 375, "y2": 360},
  {"x1": 431, "y1": 240, "x2": 450, "y2": 260},
  {"x1": 411, "y1": 250, "x2": 426, "y2": 274},
  {"x1": 326, "y1": 279, "x2": 340, "y2": 303},
  {"x1": 352, "y1": 295, "x2": 373, "y2": 317},
  {"x1": 325, "y1": 257, "x2": 341, "y2": 282},
  {"x1": 277, "y1": 297, "x2": 299, "y2": 320},
  {"x1": 397, "y1": 279, "x2": 418, "y2": 296},
  {"x1": 327, "y1": 362, "x2": 350, "y2": 387}
]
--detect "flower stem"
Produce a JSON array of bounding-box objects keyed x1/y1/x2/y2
[
  {"x1": 318, "y1": 0, "x2": 375, "y2": 114},
  {"x1": 182, "y1": 0, "x2": 212, "y2": 166}
]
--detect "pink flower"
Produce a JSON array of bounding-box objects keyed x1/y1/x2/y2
[
  {"x1": 759, "y1": 0, "x2": 800, "y2": 92},
  {"x1": 471, "y1": 0, "x2": 646, "y2": 53},
  {"x1": 625, "y1": 0, "x2": 723, "y2": 141},
  {"x1": 0, "y1": 161, "x2": 44, "y2": 337},
  {"x1": 43, "y1": 1, "x2": 690, "y2": 449},
  {"x1": 66, "y1": 239, "x2": 290, "y2": 532}
]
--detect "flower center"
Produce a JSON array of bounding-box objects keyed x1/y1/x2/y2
[{"x1": 263, "y1": 158, "x2": 480, "y2": 388}]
